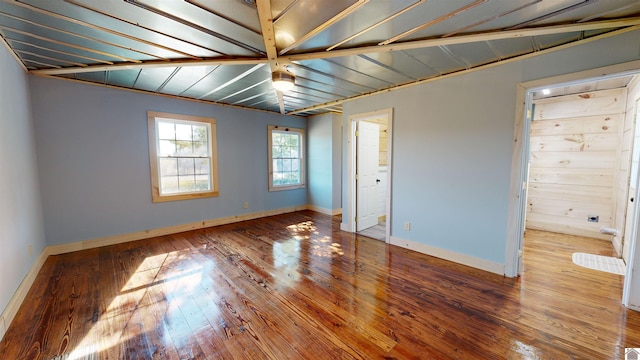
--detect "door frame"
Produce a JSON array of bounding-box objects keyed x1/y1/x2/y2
[
  {"x1": 346, "y1": 108, "x2": 393, "y2": 242},
  {"x1": 506, "y1": 60, "x2": 640, "y2": 306}
]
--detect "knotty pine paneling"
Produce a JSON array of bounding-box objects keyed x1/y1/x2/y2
[
  {"x1": 379, "y1": 123, "x2": 388, "y2": 166},
  {"x1": 529, "y1": 114, "x2": 620, "y2": 137},
  {"x1": 533, "y1": 88, "x2": 625, "y2": 120},
  {"x1": 530, "y1": 133, "x2": 619, "y2": 152},
  {"x1": 528, "y1": 183, "x2": 612, "y2": 203},
  {"x1": 527, "y1": 88, "x2": 625, "y2": 240}
]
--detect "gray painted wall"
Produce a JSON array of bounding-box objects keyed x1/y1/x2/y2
[
  {"x1": 308, "y1": 112, "x2": 342, "y2": 212},
  {"x1": 331, "y1": 113, "x2": 342, "y2": 211},
  {"x1": 342, "y1": 29, "x2": 640, "y2": 266},
  {"x1": 30, "y1": 76, "x2": 307, "y2": 246},
  {"x1": 0, "y1": 47, "x2": 46, "y2": 321},
  {"x1": 308, "y1": 113, "x2": 334, "y2": 211}
]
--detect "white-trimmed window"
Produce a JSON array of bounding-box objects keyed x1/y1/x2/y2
[
  {"x1": 148, "y1": 111, "x2": 219, "y2": 202},
  {"x1": 268, "y1": 125, "x2": 305, "y2": 191}
]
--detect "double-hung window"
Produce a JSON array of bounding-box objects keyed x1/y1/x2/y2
[
  {"x1": 268, "y1": 125, "x2": 305, "y2": 191},
  {"x1": 148, "y1": 111, "x2": 219, "y2": 202}
]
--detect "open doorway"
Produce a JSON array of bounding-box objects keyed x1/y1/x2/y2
[
  {"x1": 506, "y1": 60, "x2": 640, "y2": 308},
  {"x1": 346, "y1": 108, "x2": 393, "y2": 243}
]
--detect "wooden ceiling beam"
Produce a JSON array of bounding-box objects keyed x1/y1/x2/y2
[
  {"x1": 29, "y1": 57, "x2": 268, "y2": 75},
  {"x1": 287, "y1": 25, "x2": 640, "y2": 115},
  {"x1": 256, "y1": 0, "x2": 287, "y2": 114},
  {"x1": 284, "y1": 17, "x2": 640, "y2": 62}
]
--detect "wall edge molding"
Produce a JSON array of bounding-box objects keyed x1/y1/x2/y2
[
  {"x1": 306, "y1": 205, "x2": 342, "y2": 216},
  {"x1": 0, "y1": 246, "x2": 51, "y2": 342},
  {"x1": 48, "y1": 205, "x2": 309, "y2": 255},
  {"x1": 390, "y1": 236, "x2": 506, "y2": 276}
]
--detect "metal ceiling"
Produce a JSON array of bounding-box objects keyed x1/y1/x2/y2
[{"x1": 1, "y1": 0, "x2": 640, "y2": 116}]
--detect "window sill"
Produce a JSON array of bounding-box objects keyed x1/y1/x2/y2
[{"x1": 151, "y1": 190, "x2": 219, "y2": 203}]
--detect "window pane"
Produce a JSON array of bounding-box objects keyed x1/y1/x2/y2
[
  {"x1": 193, "y1": 125, "x2": 207, "y2": 142},
  {"x1": 282, "y1": 159, "x2": 292, "y2": 172},
  {"x1": 195, "y1": 175, "x2": 210, "y2": 191},
  {"x1": 288, "y1": 134, "x2": 298, "y2": 146},
  {"x1": 291, "y1": 158, "x2": 299, "y2": 172},
  {"x1": 160, "y1": 175, "x2": 179, "y2": 194},
  {"x1": 175, "y1": 123, "x2": 193, "y2": 140},
  {"x1": 157, "y1": 122, "x2": 175, "y2": 140},
  {"x1": 159, "y1": 158, "x2": 178, "y2": 176},
  {"x1": 159, "y1": 140, "x2": 176, "y2": 155},
  {"x1": 195, "y1": 158, "x2": 210, "y2": 175},
  {"x1": 193, "y1": 141, "x2": 208, "y2": 156},
  {"x1": 272, "y1": 145, "x2": 282, "y2": 158},
  {"x1": 272, "y1": 133, "x2": 282, "y2": 146},
  {"x1": 176, "y1": 140, "x2": 193, "y2": 155},
  {"x1": 178, "y1": 158, "x2": 195, "y2": 175},
  {"x1": 179, "y1": 176, "x2": 196, "y2": 192},
  {"x1": 273, "y1": 172, "x2": 283, "y2": 185}
]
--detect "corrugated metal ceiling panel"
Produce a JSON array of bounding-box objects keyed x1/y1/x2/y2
[{"x1": 0, "y1": 0, "x2": 638, "y2": 115}]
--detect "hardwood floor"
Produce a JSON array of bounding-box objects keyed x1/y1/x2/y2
[{"x1": 2, "y1": 211, "x2": 640, "y2": 359}]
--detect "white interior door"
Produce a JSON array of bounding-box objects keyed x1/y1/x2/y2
[{"x1": 356, "y1": 121, "x2": 380, "y2": 231}]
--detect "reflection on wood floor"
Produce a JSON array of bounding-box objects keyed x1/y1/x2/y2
[{"x1": 1, "y1": 211, "x2": 640, "y2": 359}]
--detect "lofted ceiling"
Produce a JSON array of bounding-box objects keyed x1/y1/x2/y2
[{"x1": 1, "y1": 0, "x2": 640, "y2": 116}]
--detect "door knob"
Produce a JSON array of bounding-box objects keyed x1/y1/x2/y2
[{"x1": 376, "y1": 179, "x2": 381, "y2": 183}]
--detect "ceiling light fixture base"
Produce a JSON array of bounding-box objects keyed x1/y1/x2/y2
[{"x1": 272, "y1": 71, "x2": 295, "y2": 92}]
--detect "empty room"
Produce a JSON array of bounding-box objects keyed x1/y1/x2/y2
[{"x1": 2, "y1": 0, "x2": 640, "y2": 359}]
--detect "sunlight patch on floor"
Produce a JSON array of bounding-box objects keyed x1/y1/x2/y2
[{"x1": 66, "y1": 250, "x2": 205, "y2": 359}]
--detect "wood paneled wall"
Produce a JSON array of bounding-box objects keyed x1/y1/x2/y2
[
  {"x1": 527, "y1": 88, "x2": 626, "y2": 240},
  {"x1": 379, "y1": 123, "x2": 388, "y2": 166},
  {"x1": 363, "y1": 118, "x2": 389, "y2": 166}
]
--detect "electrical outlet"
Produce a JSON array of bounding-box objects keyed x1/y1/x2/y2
[
  {"x1": 28, "y1": 244, "x2": 33, "y2": 257},
  {"x1": 243, "y1": 201, "x2": 249, "y2": 209},
  {"x1": 588, "y1": 215, "x2": 599, "y2": 223},
  {"x1": 404, "y1": 221, "x2": 411, "y2": 231}
]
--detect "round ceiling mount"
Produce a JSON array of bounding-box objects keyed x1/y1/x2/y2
[{"x1": 272, "y1": 71, "x2": 295, "y2": 92}]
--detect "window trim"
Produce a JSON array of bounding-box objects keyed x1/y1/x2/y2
[
  {"x1": 268, "y1": 125, "x2": 305, "y2": 192},
  {"x1": 148, "y1": 111, "x2": 219, "y2": 202}
]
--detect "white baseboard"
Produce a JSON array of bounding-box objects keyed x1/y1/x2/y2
[
  {"x1": 390, "y1": 236, "x2": 506, "y2": 276},
  {"x1": 48, "y1": 205, "x2": 308, "y2": 255},
  {"x1": 0, "y1": 246, "x2": 50, "y2": 342},
  {"x1": 0, "y1": 314, "x2": 4, "y2": 343},
  {"x1": 628, "y1": 302, "x2": 640, "y2": 312},
  {"x1": 306, "y1": 205, "x2": 342, "y2": 216}
]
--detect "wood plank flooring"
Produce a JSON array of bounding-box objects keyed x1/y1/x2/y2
[{"x1": 2, "y1": 211, "x2": 640, "y2": 359}]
